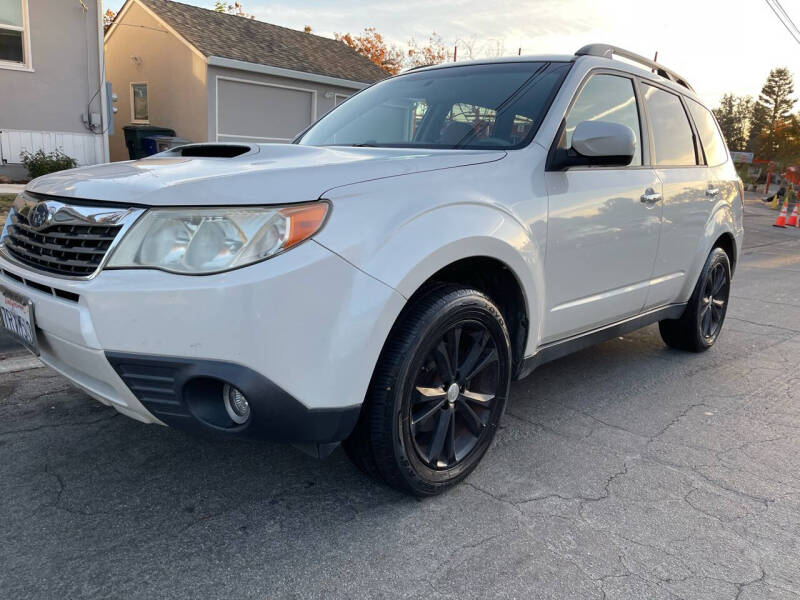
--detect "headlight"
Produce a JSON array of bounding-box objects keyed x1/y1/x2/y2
[{"x1": 107, "y1": 202, "x2": 328, "y2": 274}]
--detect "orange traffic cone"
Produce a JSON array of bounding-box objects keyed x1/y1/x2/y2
[
  {"x1": 774, "y1": 201, "x2": 788, "y2": 227},
  {"x1": 788, "y1": 204, "x2": 799, "y2": 227}
]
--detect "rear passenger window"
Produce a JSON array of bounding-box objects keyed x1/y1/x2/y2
[
  {"x1": 687, "y1": 99, "x2": 728, "y2": 166},
  {"x1": 643, "y1": 84, "x2": 696, "y2": 166},
  {"x1": 563, "y1": 74, "x2": 642, "y2": 166}
]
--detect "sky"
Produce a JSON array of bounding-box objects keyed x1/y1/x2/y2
[{"x1": 105, "y1": 0, "x2": 800, "y2": 107}]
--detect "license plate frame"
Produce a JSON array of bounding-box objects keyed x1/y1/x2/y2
[{"x1": 0, "y1": 285, "x2": 39, "y2": 356}]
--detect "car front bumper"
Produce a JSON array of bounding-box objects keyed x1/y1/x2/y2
[{"x1": 0, "y1": 240, "x2": 405, "y2": 444}]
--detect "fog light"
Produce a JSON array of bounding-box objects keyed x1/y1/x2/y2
[{"x1": 223, "y1": 384, "x2": 251, "y2": 424}]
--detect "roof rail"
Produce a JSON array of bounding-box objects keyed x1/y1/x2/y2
[{"x1": 575, "y1": 44, "x2": 693, "y2": 91}]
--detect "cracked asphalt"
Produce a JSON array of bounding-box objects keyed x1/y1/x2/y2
[{"x1": 2, "y1": 193, "x2": 800, "y2": 599}]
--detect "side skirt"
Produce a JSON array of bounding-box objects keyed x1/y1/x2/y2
[{"x1": 516, "y1": 303, "x2": 687, "y2": 380}]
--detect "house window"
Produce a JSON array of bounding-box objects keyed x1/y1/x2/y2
[
  {"x1": 0, "y1": 0, "x2": 31, "y2": 70},
  {"x1": 131, "y1": 83, "x2": 149, "y2": 123}
]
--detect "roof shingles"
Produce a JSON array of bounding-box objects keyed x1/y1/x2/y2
[{"x1": 138, "y1": 0, "x2": 387, "y2": 83}]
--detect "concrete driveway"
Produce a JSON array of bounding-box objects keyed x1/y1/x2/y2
[{"x1": 2, "y1": 194, "x2": 799, "y2": 599}]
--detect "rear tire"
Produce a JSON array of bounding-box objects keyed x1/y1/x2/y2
[
  {"x1": 659, "y1": 248, "x2": 731, "y2": 352},
  {"x1": 343, "y1": 285, "x2": 512, "y2": 496}
]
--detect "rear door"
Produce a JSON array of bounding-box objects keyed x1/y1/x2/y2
[
  {"x1": 685, "y1": 97, "x2": 738, "y2": 217},
  {"x1": 640, "y1": 83, "x2": 710, "y2": 309},
  {"x1": 543, "y1": 72, "x2": 662, "y2": 342}
]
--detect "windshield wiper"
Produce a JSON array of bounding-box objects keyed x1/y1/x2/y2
[{"x1": 351, "y1": 142, "x2": 377, "y2": 147}]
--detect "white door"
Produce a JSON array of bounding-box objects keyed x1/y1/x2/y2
[
  {"x1": 639, "y1": 83, "x2": 709, "y2": 309},
  {"x1": 543, "y1": 72, "x2": 662, "y2": 342}
]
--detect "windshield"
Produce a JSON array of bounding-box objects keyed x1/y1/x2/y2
[{"x1": 297, "y1": 62, "x2": 571, "y2": 150}]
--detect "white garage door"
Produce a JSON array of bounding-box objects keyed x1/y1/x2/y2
[{"x1": 216, "y1": 77, "x2": 316, "y2": 143}]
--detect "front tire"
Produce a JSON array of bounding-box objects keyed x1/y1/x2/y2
[
  {"x1": 343, "y1": 285, "x2": 512, "y2": 496},
  {"x1": 659, "y1": 248, "x2": 731, "y2": 352}
]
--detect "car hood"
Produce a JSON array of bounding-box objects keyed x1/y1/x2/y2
[{"x1": 26, "y1": 144, "x2": 507, "y2": 206}]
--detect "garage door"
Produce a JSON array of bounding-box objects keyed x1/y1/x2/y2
[{"x1": 217, "y1": 77, "x2": 315, "y2": 143}]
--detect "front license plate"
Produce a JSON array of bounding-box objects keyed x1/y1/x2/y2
[{"x1": 0, "y1": 285, "x2": 39, "y2": 355}]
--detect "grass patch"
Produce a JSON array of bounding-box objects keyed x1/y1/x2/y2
[
  {"x1": 0, "y1": 193, "x2": 16, "y2": 220},
  {"x1": 0, "y1": 193, "x2": 16, "y2": 208}
]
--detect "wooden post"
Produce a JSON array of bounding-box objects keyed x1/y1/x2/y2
[{"x1": 766, "y1": 162, "x2": 774, "y2": 195}]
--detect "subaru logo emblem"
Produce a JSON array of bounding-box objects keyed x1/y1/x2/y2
[{"x1": 29, "y1": 203, "x2": 50, "y2": 229}]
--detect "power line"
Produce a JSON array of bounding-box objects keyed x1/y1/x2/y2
[
  {"x1": 764, "y1": 0, "x2": 800, "y2": 44},
  {"x1": 774, "y1": 0, "x2": 800, "y2": 39}
]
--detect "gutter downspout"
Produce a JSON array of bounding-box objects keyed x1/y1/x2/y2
[{"x1": 97, "y1": 0, "x2": 110, "y2": 162}]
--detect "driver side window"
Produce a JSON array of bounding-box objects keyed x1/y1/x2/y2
[{"x1": 562, "y1": 74, "x2": 642, "y2": 166}]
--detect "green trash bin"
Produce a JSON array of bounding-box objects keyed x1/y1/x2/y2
[{"x1": 123, "y1": 125, "x2": 176, "y2": 160}]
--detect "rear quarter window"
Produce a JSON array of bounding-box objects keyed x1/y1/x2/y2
[
  {"x1": 687, "y1": 99, "x2": 728, "y2": 166},
  {"x1": 643, "y1": 84, "x2": 696, "y2": 166}
]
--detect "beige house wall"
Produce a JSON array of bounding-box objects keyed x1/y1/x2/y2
[{"x1": 104, "y1": 0, "x2": 208, "y2": 161}]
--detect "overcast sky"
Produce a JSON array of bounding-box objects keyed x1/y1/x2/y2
[{"x1": 106, "y1": 0, "x2": 800, "y2": 107}]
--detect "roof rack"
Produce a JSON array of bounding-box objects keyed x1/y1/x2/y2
[{"x1": 575, "y1": 44, "x2": 693, "y2": 91}]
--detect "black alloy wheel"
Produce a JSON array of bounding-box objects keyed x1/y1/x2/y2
[
  {"x1": 343, "y1": 285, "x2": 512, "y2": 496},
  {"x1": 659, "y1": 247, "x2": 732, "y2": 352},
  {"x1": 409, "y1": 322, "x2": 502, "y2": 470},
  {"x1": 699, "y1": 261, "x2": 729, "y2": 341}
]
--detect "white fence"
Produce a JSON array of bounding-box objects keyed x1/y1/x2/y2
[{"x1": 0, "y1": 129, "x2": 104, "y2": 167}]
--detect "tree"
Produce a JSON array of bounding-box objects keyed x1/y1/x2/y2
[
  {"x1": 334, "y1": 28, "x2": 404, "y2": 75},
  {"x1": 775, "y1": 115, "x2": 800, "y2": 164},
  {"x1": 407, "y1": 32, "x2": 450, "y2": 68},
  {"x1": 214, "y1": 1, "x2": 254, "y2": 19},
  {"x1": 482, "y1": 38, "x2": 506, "y2": 58},
  {"x1": 103, "y1": 8, "x2": 116, "y2": 32},
  {"x1": 748, "y1": 67, "x2": 796, "y2": 159},
  {"x1": 454, "y1": 36, "x2": 478, "y2": 61},
  {"x1": 713, "y1": 94, "x2": 753, "y2": 152}
]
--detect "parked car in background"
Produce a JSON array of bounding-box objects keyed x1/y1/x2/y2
[{"x1": 0, "y1": 44, "x2": 742, "y2": 496}]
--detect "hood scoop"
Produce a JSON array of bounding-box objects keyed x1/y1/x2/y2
[{"x1": 162, "y1": 144, "x2": 256, "y2": 158}]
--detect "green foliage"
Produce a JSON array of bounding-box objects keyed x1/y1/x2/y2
[
  {"x1": 0, "y1": 194, "x2": 15, "y2": 211},
  {"x1": 748, "y1": 67, "x2": 796, "y2": 159},
  {"x1": 19, "y1": 149, "x2": 78, "y2": 179},
  {"x1": 713, "y1": 94, "x2": 753, "y2": 152}
]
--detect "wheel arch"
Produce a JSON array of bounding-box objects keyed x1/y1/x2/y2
[
  {"x1": 345, "y1": 202, "x2": 545, "y2": 363},
  {"x1": 712, "y1": 231, "x2": 737, "y2": 275},
  {"x1": 408, "y1": 256, "x2": 531, "y2": 378},
  {"x1": 681, "y1": 203, "x2": 740, "y2": 300}
]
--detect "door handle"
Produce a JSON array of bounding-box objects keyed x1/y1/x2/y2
[
  {"x1": 706, "y1": 187, "x2": 720, "y2": 197},
  {"x1": 640, "y1": 190, "x2": 662, "y2": 204}
]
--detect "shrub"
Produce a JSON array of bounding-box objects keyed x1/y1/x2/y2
[{"x1": 19, "y1": 149, "x2": 78, "y2": 179}]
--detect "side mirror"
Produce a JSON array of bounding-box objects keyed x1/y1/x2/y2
[{"x1": 551, "y1": 120, "x2": 636, "y2": 169}]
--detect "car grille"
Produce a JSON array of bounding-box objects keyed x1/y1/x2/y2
[{"x1": 3, "y1": 210, "x2": 122, "y2": 277}]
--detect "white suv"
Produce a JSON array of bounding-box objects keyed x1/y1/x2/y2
[{"x1": 0, "y1": 45, "x2": 742, "y2": 495}]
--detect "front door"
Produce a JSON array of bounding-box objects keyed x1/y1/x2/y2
[{"x1": 543, "y1": 72, "x2": 662, "y2": 342}]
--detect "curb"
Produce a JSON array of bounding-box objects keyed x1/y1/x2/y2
[{"x1": 0, "y1": 355, "x2": 44, "y2": 374}]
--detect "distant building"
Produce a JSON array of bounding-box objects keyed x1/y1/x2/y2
[
  {"x1": 104, "y1": 0, "x2": 387, "y2": 161},
  {"x1": 1, "y1": 0, "x2": 108, "y2": 180}
]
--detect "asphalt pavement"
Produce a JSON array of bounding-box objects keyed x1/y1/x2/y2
[{"x1": 2, "y1": 193, "x2": 800, "y2": 599}]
